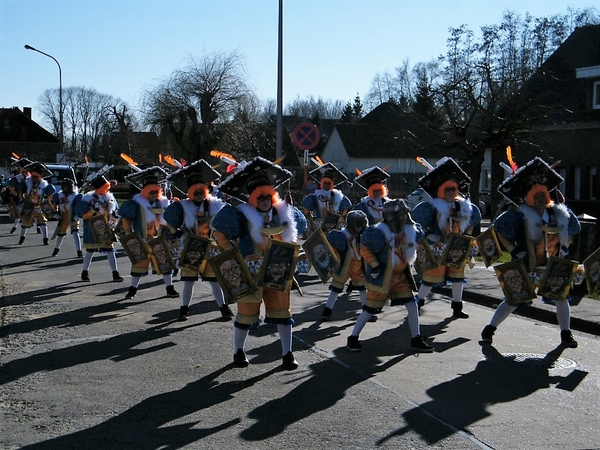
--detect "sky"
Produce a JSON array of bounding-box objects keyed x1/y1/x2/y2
[{"x1": 1, "y1": 0, "x2": 596, "y2": 126}]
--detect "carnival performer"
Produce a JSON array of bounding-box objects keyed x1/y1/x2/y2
[
  {"x1": 51, "y1": 178, "x2": 83, "y2": 258},
  {"x1": 481, "y1": 156, "x2": 581, "y2": 348},
  {"x1": 75, "y1": 167, "x2": 123, "y2": 282},
  {"x1": 119, "y1": 166, "x2": 179, "y2": 299},
  {"x1": 346, "y1": 199, "x2": 432, "y2": 352},
  {"x1": 163, "y1": 160, "x2": 233, "y2": 320},
  {"x1": 302, "y1": 162, "x2": 351, "y2": 233},
  {"x1": 320, "y1": 210, "x2": 368, "y2": 321},
  {"x1": 352, "y1": 166, "x2": 392, "y2": 226},
  {"x1": 211, "y1": 157, "x2": 307, "y2": 370},
  {"x1": 17, "y1": 161, "x2": 55, "y2": 246},
  {"x1": 411, "y1": 157, "x2": 481, "y2": 319},
  {"x1": 6, "y1": 158, "x2": 32, "y2": 234}
]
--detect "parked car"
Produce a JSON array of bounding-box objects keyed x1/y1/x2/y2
[{"x1": 44, "y1": 164, "x2": 77, "y2": 193}]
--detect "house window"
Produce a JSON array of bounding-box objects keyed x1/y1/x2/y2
[
  {"x1": 558, "y1": 168, "x2": 567, "y2": 197},
  {"x1": 574, "y1": 167, "x2": 581, "y2": 200},
  {"x1": 481, "y1": 169, "x2": 491, "y2": 191},
  {"x1": 595, "y1": 81, "x2": 600, "y2": 109}
]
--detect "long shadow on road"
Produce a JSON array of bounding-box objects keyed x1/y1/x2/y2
[{"x1": 378, "y1": 344, "x2": 588, "y2": 446}]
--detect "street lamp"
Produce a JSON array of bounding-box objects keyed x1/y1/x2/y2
[{"x1": 24, "y1": 44, "x2": 63, "y2": 157}]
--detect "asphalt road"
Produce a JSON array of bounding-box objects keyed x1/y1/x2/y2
[{"x1": 1, "y1": 220, "x2": 599, "y2": 449}]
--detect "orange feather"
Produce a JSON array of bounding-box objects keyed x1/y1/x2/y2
[
  {"x1": 120, "y1": 153, "x2": 138, "y2": 166},
  {"x1": 163, "y1": 155, "x2": 182, "y2": 168},
  {"x1": 210, "y1": 150, "x2": 236, "y2": 163},
  {"x1": 506, "y1": 146, "x2": 518, "y2": 173}
]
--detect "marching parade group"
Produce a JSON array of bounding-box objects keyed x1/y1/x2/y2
[{"x1": 2, "y1": 148, "x2": 585, "y2": 371}]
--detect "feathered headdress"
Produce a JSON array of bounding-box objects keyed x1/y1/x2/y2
[{"x1": 120, "y1": 153, "x2": 142, "y2": 173}]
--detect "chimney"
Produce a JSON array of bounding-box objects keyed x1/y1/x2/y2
[{"x1": 23, "y1": 107, "x2": 32, "y2": 119}]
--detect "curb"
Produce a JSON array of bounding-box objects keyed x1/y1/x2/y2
[{"x1": 436, "y1": 286, "x2": 600, "y2": 337}]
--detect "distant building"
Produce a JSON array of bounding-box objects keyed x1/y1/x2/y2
[{"x1": 0, "y1": 107, "x2": 59, "y2": 164}]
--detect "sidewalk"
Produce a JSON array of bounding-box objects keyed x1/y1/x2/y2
[{"x1": 437, "y1": 261, "x2": 600, "y2": 336}]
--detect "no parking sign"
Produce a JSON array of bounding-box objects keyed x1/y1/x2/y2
[{"x1": 291, "y1": 122, "x2": 320, "y2": 150}]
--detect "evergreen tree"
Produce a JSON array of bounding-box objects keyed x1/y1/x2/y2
[
  {"x1": 340, "y1": 102, "x2": 354, "y2": 123},
  {"x1": 352, "y1": 94, "x2": 363, "y2": 120}
]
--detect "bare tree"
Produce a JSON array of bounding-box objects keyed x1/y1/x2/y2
[
  {"x1": 39, "y1": 86, "x2": 132, "y2": 162},
  {"x1": 364, "y1": 7, "x2": 599, "y2": 215},
  {"x1": 284, "y1": 95, "x2": 344, "y2": 119},
  {"x1": 141, "y1": 50, "x2": 252, "y2": 162}
]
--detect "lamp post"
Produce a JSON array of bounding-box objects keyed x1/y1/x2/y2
[
  {"x1": 25, "y1": 44, "x2": 63, "y2": 157},
  {"x1": 276, "y1": 0, "x2": 283, "y2": 160}
]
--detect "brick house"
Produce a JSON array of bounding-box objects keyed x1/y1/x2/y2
[{"x1": 0, "y1": 107, "x2": 59, "y2": 165}]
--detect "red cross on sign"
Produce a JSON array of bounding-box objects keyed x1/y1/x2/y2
[{"x1": 291, "y1": 122, "x2": 320, "y2": 150}]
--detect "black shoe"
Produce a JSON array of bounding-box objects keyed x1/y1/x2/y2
[
  {"x1": 81, "y1": 270, "x2": 90, "y2": 282},
  {"x1": 166, "y1": 285, "x2": 180, "y2": 298},
  {"x1": 10, "y1": 227, "x2": 16, "y2": 234},
  {"x1": 561, "y1": 330, "x2": 578, "y2": 348},
  {"x1": 125, "y1": 287, "x2": 137, "y2": 299},
  {"x1": 219, "y1": 305, "x2": 234, "y2": 319},
  {"x1": 18, "y1": 236, "x2": 25, "y2": 245},
  {"x1": 36, "y1": 227, "x2": 41, "y2": 234},
  {"x1": 321, "y1": 307, "x2": 332, "y2": 321},
  {"x1": 411, "y1": 335, "x2": 433, "y2": 353},
  {"x1": 112, "y1": 271, "x2": 124, "y2": 282},
  {"x1": 282, "y1": 352, "x2": 298, "y2": 370},
  {"x1": 51, "y1": 248, "x2": 60, "y2": 257},
  {"x1": 368, "y1": 314, "x2": 378, "y2": 322},
  {"x1": 77, "y1": 250, "x2": 83, "y2": 258},
  {"x1": 233, "y1": 349, "x2": 249, "y2": 368},
  {"x1": 451, "y1": 302, "x2": 469, "y2": 319},
  {"x1": 43, "y1": 237, "x2": 49, "y2": 245},
  {"x1": 347, "y1": 335, "x2": 362, "y2": 352},
  {"x1": 481, "y1": 325, "x2": 496, "y2": 343},
  {"x1": 178, "y1": 305, "x2": 189, "y2": 321}
]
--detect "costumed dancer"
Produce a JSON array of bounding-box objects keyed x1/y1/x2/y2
[
  {"x1": 6, "y1": 157, "x2": 32, "y2": 234},
  {"x1": 481, "y1": 155, "x2": 580, "y2": 348},
  {"x1": 163, "y1": 160, "x2": 233, "y2": 320},
  {"x1": 17, "y1": 161, "x2": 55, "y2": 246},
  {"x1": 75, "y1": 166, "x2": 123, "y2": 282},
  {"x1": 320, "y1": 210, "x2": 369, "y2": 321},
  {"x1": 346, "y1": 199, "x2": 432, "y2": 352},
  {"x1": 119, "y1": 165, "x2": 180, "y2": 299},
  {"x1": 411, "y1": 157, "x2": 481, "y2": 319},
  {"x1": 211, "y1": 157, "x2": 307, "y2": 370},
  {"x1": 352, "y1": 166, "x2": 391, "y2": 225},
  {"x1": 51, "y1": 178, "x2": 83, "y2": 258},
  {"x1": 348, "y1": 166, "x2": 392, "y2": 295},
  {"x1": 302, "y1": 162, "x2": 351, "y2": 233}
]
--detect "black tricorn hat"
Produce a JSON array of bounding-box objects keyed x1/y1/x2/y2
[
  {"x1": 24, "y1": 161, "x2": 52, "y2": 178},
  {"x1": 498, "y1": 157, "x2": 563, "y2": 205},
  {"x1": 83, "y1": 165, "x2": 113, "y2": 192},
  {"x1": 218, "y1": 156, "x2": 293, "y2": 203},
  {"x1": 354, "y1": 166, "x2": 390, "y2": 191},
  {"x1": 166, "y1": 159, "x2": 221, "y2": 195},
  {"x1": 125, "y1": 166, "x2": 169, "y2": 190},
  {"x1": 417, "y1": 157, "x2": 471, "y2": 198},
  {"x1": 12, "y1": 157, "x2": 34, "y2": 168},
  {"x1": 309, "y1": 162, "x2": 348, "y2": 187},
  {"x1": 91, "y1": 176, "x2": 109, "y2": 190}
]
